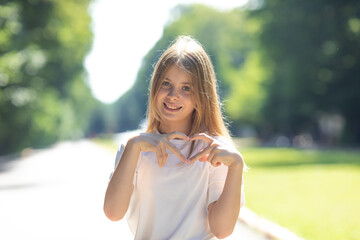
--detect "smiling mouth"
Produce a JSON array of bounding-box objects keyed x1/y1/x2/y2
[{"x1": 164, "y1": 102, "x2": 182, "y2": 110}]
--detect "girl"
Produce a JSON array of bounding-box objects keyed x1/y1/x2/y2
[{"x1": 104, "y1": 36, "x2": 245, "y2": 240}]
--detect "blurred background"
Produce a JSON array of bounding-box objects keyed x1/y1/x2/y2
[{"x1": 0, "y1": 0, "x2": 359, "y2": 240}]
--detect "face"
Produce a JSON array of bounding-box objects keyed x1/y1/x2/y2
[{"x1": 156, "y1": 65, "x2": 195, "y2": 133}]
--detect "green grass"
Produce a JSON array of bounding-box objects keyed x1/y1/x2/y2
[{"x1": 241, "y1": 148, "x2": 360, "y2": 240}]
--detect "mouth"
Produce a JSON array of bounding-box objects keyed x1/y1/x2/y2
[{"x1": 163, "y1": 102, "x2": 182, "y2": 111}]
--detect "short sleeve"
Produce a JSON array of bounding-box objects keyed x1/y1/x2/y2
[
  {"x1": 240, "y1": 177, "x2": 245, "y2": 208},
  {"x1": 207, "y1": 164, "x2": 245, "y2": 208},
  {"x1": 207, "y1": 163, "x2": 228, "y2": 207},
  {"x1": 108, "y1": 143, "x2": 141, "y2": 186},
  {"x1": 108, "y1": 144, "x2": 125, "y2": 181},
  {"x1": 207, "y1": 135, "x2": 245, "y2": 208}
]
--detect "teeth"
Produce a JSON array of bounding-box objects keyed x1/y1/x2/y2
[{"x1": 165, "y1": 103, "x2": 181, "y2": 110}]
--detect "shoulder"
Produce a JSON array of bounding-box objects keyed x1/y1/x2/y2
[
  {"x1": 115, "y1": 129, "x2": 145, "y2": 146},
  {"x1": 211, "y1": 135, "x2": 241, "y2": 155},
  {"x1": 213, "y1": 135, "x2": 231, "y2": 143},
  {"x1": 211, "y1": 135, "x2": 234, "y2": 147}
]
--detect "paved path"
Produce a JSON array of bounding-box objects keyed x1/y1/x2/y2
[{"x1": 0, "y1": 139, "x2": 270, "y2": 240}]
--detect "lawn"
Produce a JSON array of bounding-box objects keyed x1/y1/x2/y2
[{"x1": 241, "y1": 147, "x2": 360, "y2": 240}]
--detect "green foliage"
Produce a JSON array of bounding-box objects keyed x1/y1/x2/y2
[
  {"x1": 243, "y1": 147, "x2": 360, "y2": 240},
  {"x1": 0, "y1": 0, "x2": 96, "y2": 155},
  {"x1": 252, "y1": 0, "x2": 360, "y2": 143},
  {"x1": 226, "y1": 51, "x2": 267, "y2": 125}
]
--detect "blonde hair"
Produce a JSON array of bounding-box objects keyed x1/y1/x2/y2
[{"x1": 146, "y1": 36, "x2": 230, "y2": 139}]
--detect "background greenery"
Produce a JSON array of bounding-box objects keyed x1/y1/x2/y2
[
  {"x1": 1, "y1": 0, "x2": 359, "y2": 239},
  {"x1": 1, "y1": 0, "x2": 359, "y2": 155},
  {"x1": 0, "y1": 0, "x2": 102, "y2": 154}
]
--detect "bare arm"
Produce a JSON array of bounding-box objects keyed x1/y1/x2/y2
[
  {"x1": 208, "y1": 159, "x2": 243, "y2": 239},
  {"x1": 103, "y1": 138, "x2": 140, "y2": 221},
  {"x1": 189, "y1": 133, "x2": 244, "y2": 239}
]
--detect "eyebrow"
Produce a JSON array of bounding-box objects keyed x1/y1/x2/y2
[{"x1": 164, "y1": 77, "x2": 193, "y2": 85}]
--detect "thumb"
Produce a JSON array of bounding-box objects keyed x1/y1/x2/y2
[{"x1": 199, "y1": 156, "x2": 208, "y2": 162}]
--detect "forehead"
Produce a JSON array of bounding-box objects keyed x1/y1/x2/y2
[{"x1": 163, "y1": 65, "x2": 192, "y2": 83}]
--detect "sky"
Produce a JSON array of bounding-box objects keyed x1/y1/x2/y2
[{"x1": 85, "y1": 0, "x2": 248, "y2": 104}]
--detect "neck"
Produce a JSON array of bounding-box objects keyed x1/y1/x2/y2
[{"x1": 158, "y1": 121, "x2": 192, "y2": 136}]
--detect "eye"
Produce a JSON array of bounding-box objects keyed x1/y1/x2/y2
[
  {"x1": 162, "y1": 81, "x2": 171, "y2": 87},
  {"x1": 182, "y1": 85, "x2": 191, "y2": 91}
]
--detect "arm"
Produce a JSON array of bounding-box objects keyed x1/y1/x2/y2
[
  {"x1": 189, "y1": 134, "x2": 244, "y2": 238},
  {"x1": 103, "y1": 137, "x2": 140, "y2": 221},
  {"x1": 208, "y1": 158, "x2": 243, "y2": 239}
]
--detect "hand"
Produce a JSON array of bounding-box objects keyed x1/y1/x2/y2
[
  {"x1": 130, "y1": 131, "x2": 189, "y2": 168},
  {"x1": 188, "y1": 133, "x2": 243, "y2": 168}
]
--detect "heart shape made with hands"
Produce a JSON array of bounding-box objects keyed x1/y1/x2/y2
[{"x1": 160, "y1": 132, "x2": 220, "y2": 166}]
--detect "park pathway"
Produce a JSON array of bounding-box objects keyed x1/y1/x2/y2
[{"x1": 0, "y1": 137, "x2": 273, "y2": 240}]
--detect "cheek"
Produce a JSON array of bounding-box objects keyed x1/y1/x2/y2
[
  {"x1": 156, "y1": 89, "x2": 166, "y2": 102},
  {"x1": 180, "y1": 91, "x2": 191, "y2": 99},
  {"x1": 182, "y1": 94, "x2": 195, "y2": 108}
]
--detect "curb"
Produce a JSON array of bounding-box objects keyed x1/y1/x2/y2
[{"x1": 239, "y1": 207, "x2": 305, "y2": 240}]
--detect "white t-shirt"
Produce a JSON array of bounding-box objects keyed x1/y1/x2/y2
[{"x1": 112, "y1": 133, "x2": 245, "y2": 240}]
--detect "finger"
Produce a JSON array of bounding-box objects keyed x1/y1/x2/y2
[
  {"x1": 147, "y1": 139, "x2": 159, "y2": 153},
  {"x1": 207, "y1": 149, "x2": 221, "y2": 167},
  {"x1": 167, "y1": 131, "x2": 190, "y2": 141},
  {"x1": 159, "y1": 142, "x2": 168, "y2": 167},
  {"x1": 156, "y1": 146, "x2": 163, "y2": 167},
  {"x1": 155, "y1": 149, "x2": 162, "y2": 167},
  {"x1": 166, "y1": 142, "x2": 186, "y2": 162},
  {"x1": 157, "y1": 142, "x2": 164, "y2": 167},
  {"x1": 144, "y1": 138, "x2": 164, "y2": 167},
  {"x1": 188, "y1": 144, "x2": 216, "y2": 162},
  {"x1": 199, "y1": 156, "x2": 208, "y2": 162},
  {"x1": 210, "y1": 157, "x2": 222, "y2": 167},
  {"x1": 155, "y1": 141, "x2": 164, "y2": 168},
  {"x1": 190, "y1": 133, "x2": 214, "y2": 144}
]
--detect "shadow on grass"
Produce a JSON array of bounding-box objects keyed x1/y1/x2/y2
[{"x1": 242, "y1": 148, "x2": 360, "y2": 168}]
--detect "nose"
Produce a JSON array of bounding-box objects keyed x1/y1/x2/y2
[{"x1": 168, "y1": 87, "x2": 179, "y2": 100}]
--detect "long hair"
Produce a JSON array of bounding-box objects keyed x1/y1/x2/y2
[{"x1": 146, "y1": 36, "x2": 230, "y2": 139}]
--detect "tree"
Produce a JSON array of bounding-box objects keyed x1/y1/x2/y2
[
  {"x1": 0, "y1": 0, "x2": 96, "y2": 154},
  {"x1": 253, "y1": 0, "x2": 360, "y2": 144}
]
